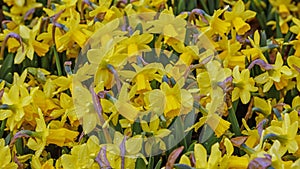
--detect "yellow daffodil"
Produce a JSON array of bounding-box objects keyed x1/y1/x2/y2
[
  {"x1": 218, "y1": 34, "x2": 246, "y2": 69},
  {"x1": 242, "y1": 30, "x2": 267, "y2": 62},
  {"x1": 54, "y1": 9, "x2": 90, "y2": 52},
  {"x1": 0, "y1": 77, "x2": 32, "y2": 131},
  {"x1": 31, "y1": 156, "x2": 55, "y2": 169},
  {"x1": 176, "y1": 45, "x2": 199, "y2": 66},
  {"x1": 89, "y1": 0, "x2": 116, "y2": 22},
  {"x1": 0, "y1": 138, "x2": 18, "y2": 169},
  {"x1": 146, "y1": 8, "x2": 187, "y2": 44},
  {"x1": 232, "y1": 66, "x2": 258, "y2": 104},
  {"x1": 266, "y1": 113, "x2": 298, "y2": 153},
  {"x1": 161, "y1": 82, "x2": 181, "y2": 118},
  {"x1": 269, "y1": 0, "x2": 298, "y2": 18},
  {"x1": 242, "y1": 119, "x2": 260, "y2": 148},
  {"x1": 254, "y1": 52, "x2": 292, "y2": 92},
  {"x1": 289, "y1": 17, "x2": 300, "y2": 57},
  {"x1": 287, "y1": 56, "x2": 300, "y2": 91},
  {"x1": 204, "y1": 7, "x2": 231, "y2": 36},
  {"x1": 267, "y1": 15, "x2": 293, "y2": 34},
  {"x1": 224, "y1": 0, "x2": 256, "y2": 35},
  {"x1": 253, "y1": 96, "x2": 273, "y2": 123},
  {"x1": 60, "y1": 136, "x2": 100, "y2": 168},
  {"x1": 179, "y1": 138, "x2": 234, "y2": 169},
  {"x1": 0, "y1": 30, "x2": 21, "y2": 56},
  {"x1": 15, "y1": 19, "x2": 50, "y2": 64},
  {"x1": 116, "y1": 31, "x2": 153, "y2": 58}
]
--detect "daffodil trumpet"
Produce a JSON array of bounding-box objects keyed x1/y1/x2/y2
[{"x1": 0, "y1": 32, "x2": 23, "y2": 60}]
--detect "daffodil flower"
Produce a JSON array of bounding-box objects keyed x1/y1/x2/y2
[
  {"x1": 224, "y1": 0, "x2": 256, "y2": 35},
  {"x1": 60, "y1": 136, "x2": 100, "y2": 168},
  {"x1": 232, "y1": 66, "x2": 258, "y2": 104},
  {"x1": 217, "y1": 33, "x2": 246, "y2": 69},
  {"x1": 288, "y1": 17, "x2": 300, "y2": 57},
  {"x1": 267, "y1": 14, "x2": 293, "y2": 34},
  {"x1": 269, "y1": 0, "x2": 298, "y2": 18},
  {"x1": 116, "y1": 31, "x2": 153, "y2": 58},
  {"x1": 146, "y1": 8, "x2": 187, "y2": 45},
  {"x1": 254, "y1": 52, "x2": 292, "y2": 92},
  {"x1": 265, "y1": 113, "x2": 298, "y2": 154},
  {"x1": 53, "y1": 9, "x2": 90, "y2": 53},
  {"x1": 179, "y1": 138, "x2": 234, "y2": 169},
  {"x1": 15, "y1": 19, "x2": 50, "y2": 64},
  {"x1": 0, "y1": 72, "x2": 32, "y2": 131},
  {"x1": 0, "y1": 138, "x2": 18, "y2": 169},
  {"x1": 241, "y1": 118, "x2": 260, "y2": 148},
  {"x1": 241, "y1": 30, "x2": 267, "y2": 62},
  {"x1": 287, "y1": 55, "x2": 300, "y2": 91},
  {"x1": 203, "y1": 7, "x2": 231, "y2": 36}
]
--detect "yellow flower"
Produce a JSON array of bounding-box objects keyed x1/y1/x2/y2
[
  {"x1": 0, "y1": 139, "x2": 18, "y2": 169},
  {"x1": 31, "y1": 155, "x2": 55, "y2": 169},
  {"x1": 241, "y1": 30, "x2": 267, "y2": 62},
  {"x1": 287, "y1": 56, "x2": 300, "y2": 91},
  {"x1": 232, "y1": 66, "x2": 258, "y2": 104},
  {"x1": 224, "y1": 0, "x2": 256, "y2": 35},
  {"x1": 266, "y1": 113, "x2": 298, "y2": 153},
  {"x1": 0, "y1": 73, "x2": 32, "y2": 131},
  {"x1": 254, "y1": 52, "x2": 292, "y2": 92},
  {"x1": 217, "y1": 34, "x2": 246, "y2": 69},
  {"x1": 267, "y1": 15, "x2": 293, "y2": 34},
  {"x1": 0, "y1": 30, "x2": 21, "y2": 56},
  {"x1": 179, "y1": 138, "x2": 234, "y2": 169},
  {"x1": 146, "y1": 8, "x2": 187, "y2": 44},
  {"x1": 27, "y1": 108, "x2": 49, "y2": 157},
  {"x1": 289, "y1": 17, "x2": 300, "y2": 57},
  {"x1": 269, "y1": 0, "x2": 298, "y2": 18},
  {"x1": 15, "y1": 19, "x2": 50, "y2": 64},
  {"x1": 161, "y1": 82, "x2": 181, "y2": 118},
  {"x1": 116, "y1": 31, "x2": 153, "y2": 58},
  {"x1": 177, "y1": 45, "x2": 199, "y2": 66},
  {"x1": 47, "y1": 128, "x2": 79, "y2": 147},
  {"x1": 242, "y1": 118, "x2": 260, "y2": 148},
  {"x1": 205, "y1": 7, "x2": 231, "y2": 36},
  {"x1": 228, "y1": 155, "x2": 249, "y2": 168},
  {"x1": 54, "y1": 9, "x2": 90, "y2": 52},
  {"x1": 61, "y1": 136, "x2": 100, "y2": 169}
]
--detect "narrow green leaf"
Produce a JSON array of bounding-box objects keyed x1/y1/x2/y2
[
  {"x1": 174, "y1": 164, "x2": 194, "y2": 169},
  {"x1": 52, "y1": 45, "x2": 62, "y2": 76},
  {"x1": 228, "y1": 100, "x2": 241, "y2": 136},
  {"x1": 154, "y1": 159, "x2": 162, "y2": 169}
]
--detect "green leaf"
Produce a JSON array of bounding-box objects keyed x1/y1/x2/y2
[
  {"x1": 154, "y1": 159, "x2": 162, "y2": 169},
  {"x1": 0, "y1": 53, "x2": 14, "y2": 83},
  {"x1": 228, "y1": 100, "x2": 241, "y2": 136},
  {"x1": 174, "y1": 164, "x2": 195, "y2": 169},
  {"x1": 135, "y1": 158, "x2": 147, "y2": 169}
]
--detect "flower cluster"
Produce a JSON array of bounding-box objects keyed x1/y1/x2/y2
[{"x1": 1, "y1": 0, "x2": 300, "y2": 168}]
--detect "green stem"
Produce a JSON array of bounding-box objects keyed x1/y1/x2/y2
[
  {"x1": 228, "y1": 101, "x2": 241, "y2": 136},
  {"x1": 52, "y1": 45, "x2": 62, "y2": 76},
  {"x1": 0, "y1": 119, "x2": 7, "y2": 138}
]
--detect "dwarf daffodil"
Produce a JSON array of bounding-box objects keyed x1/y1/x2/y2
[{"x1": 232, "y1": 66, "x2": 258, "y2": 104}]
